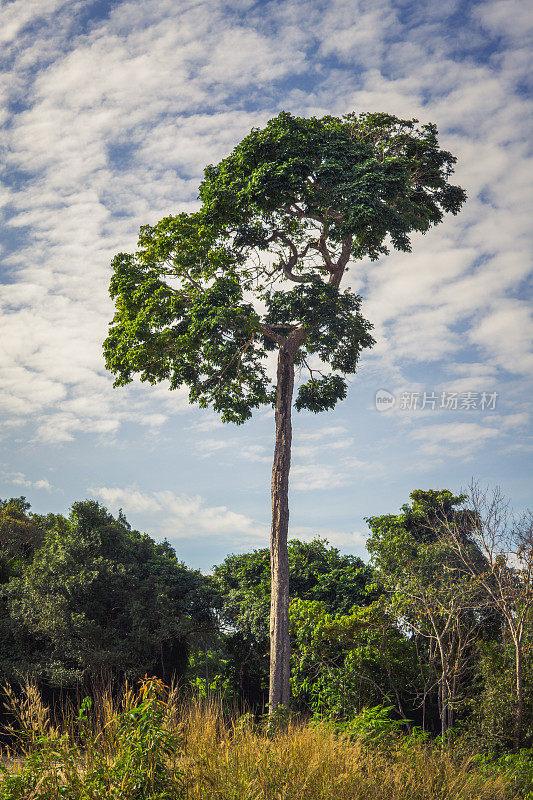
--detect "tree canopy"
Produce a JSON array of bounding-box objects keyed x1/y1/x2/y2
[
  {"x1": 212, "y1": 538, "x2": 376, "y2": 637},
  {"x1": 208, "y1": 540, "x2": 377, "y2": 706},
  {"x1": 104, "y1": 111, "x2": 465, "y2": 423},
  {"x1": 3, "y1": 500, "x2": 211, "y2": 685}
]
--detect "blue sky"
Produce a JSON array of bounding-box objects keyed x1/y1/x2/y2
[{"x1": 0, "y1": 0, "x2": 531, "y2": 571}]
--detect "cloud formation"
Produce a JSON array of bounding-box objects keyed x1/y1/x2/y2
[
  {"x1": 0, "y1": 0, "x2": 531, "y2": 500},
  {"x1": 1, "y1": 471, "x2": 54, "y2": 492},
  {"x1": 89, "y1": 483, "x2": 369, "y2": 553},
  {"x1": 90, "y1": 484, "x2": 265, "y2": 542}
]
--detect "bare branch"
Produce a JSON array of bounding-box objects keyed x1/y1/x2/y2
[{"x1": 275, "y1": 232, "x2": 317, "y2": 283}]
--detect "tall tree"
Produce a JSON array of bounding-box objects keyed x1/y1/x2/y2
[{"x1": 104, "y1": 111, "x2": 465, "y2": 709}]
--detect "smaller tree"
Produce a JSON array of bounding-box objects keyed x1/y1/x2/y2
[
  {"x1": 0, "y1": 497, "x2": 46, "y2": 580},
  {"x1": 6, "y1": 500, "x2": 211, "y2": 686},
  {"x1": 289, "y1": 597, "x2": 418, "y2": 724},
  {"x1": 367, "y1": 490, "x2": 487, "y2": 737},
  {"x1": 439, "y1": 484, "x2": 533, "y2": 750},
  {"x1": 472, "y1": 626, "x2": 533, "y2": 751},
  {"x1": 210, "y1": 539, "x2": 376, "y2": 708},
  {"x1": 0, "y1": 498, "x2": 54, "y2": 683}
]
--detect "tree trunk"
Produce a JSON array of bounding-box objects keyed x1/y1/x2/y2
[
  {"x1": 513, "y1": 639, "x2": 523, "y2": 751},
  {"x1": 437, "y1": 639, "x2": 448, "y2": 740},
  {"x1": 269, "y1": 344, "x2": 295, "y2": 712},
  {"x1": 440, "y1": 675, "x2": 448, "y2": 739}
]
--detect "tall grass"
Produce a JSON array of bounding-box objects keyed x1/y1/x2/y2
[{"x1": 0, "y1": 678, "x2": 522, "y2": 799}]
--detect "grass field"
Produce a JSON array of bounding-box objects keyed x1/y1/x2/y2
[{"x1": 0, "y1": 678, "x2": 525, "y2": 800}]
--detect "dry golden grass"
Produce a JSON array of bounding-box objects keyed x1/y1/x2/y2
[
  {"x1": 179, "y1": 698, "x2": 516, "y2": 800},
  {"x1": 0, "y1": 682, "x2": 520, "y2": 800}
]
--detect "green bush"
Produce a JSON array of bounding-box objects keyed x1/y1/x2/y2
[
  {"x1": 473, "y1": 748, "x2": 533, "y2": 800},
  {"x1": 0, "y1": 677, "x2": 184, "y2": 800}
]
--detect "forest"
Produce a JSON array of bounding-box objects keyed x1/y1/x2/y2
[{"x1": 0, "y1": 486, "x2": 531, "y2": 798}]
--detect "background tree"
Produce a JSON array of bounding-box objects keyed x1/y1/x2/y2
[
  {"x1": 0, "y1": 498, "x2": 49, "y2": 682},
  {"x1": 0, "y1": 498, "x2": 46, "y2": 581},
  {"x1": 289, "y1": 597, "x2": 418, "y2": 725},
  {"x1": 5, "y1": 500, "x2": 211, "y2": 686},
  {"x1": 439, "y1": 484, "x2": 533, "y2": 749},
  {"x1": 471, "y1": 619, "x2": 533, "y2": 751},
  {"x1": 367, "y1": 490, "x2": 488, "y2": 737},
  {"x1": 209, "y1": 539, "x2": 376, "y2": 708},
  {"x1": 104, "y1": 110, "x2": 466, "y2": 709}
]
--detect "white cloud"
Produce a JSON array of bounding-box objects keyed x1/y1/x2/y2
[
  {"x1": 194, "y1": 438, "x2": 233, "y2": 458},
  {"x1": 90, "y1": 485, "x2": 265, "y2": 542},
  {"x1": 293, "y1": 426, "x2": 354, "y2": 460},
  {"x1": 89, "y1": 486, "x2": 161, "y2": 513},
  {"x1": 411, "y1": 421, "x2": 501, "y2": 459},
  {"x1": 0, "y1": 0, "x2": 530, "y2": 494},
  {"x1": 292, "y1": 463, "x2": 348, "y2": 491},
  {"x1": 474, "y1": 0, "x2": 533, "y2": 43},
  {"x1": 188, "y1": 415, "x2": 225, "y2": 432},
  {"x1": 89, "y1": 483, "x2": 369, "y2": 553},
  {"x1": 33, "y1": 478, "x2": 53, "y2": 491},
  {"x1": 290, "y1": 525, "x2": 369, "y2": 550},
  {"x1": 2, "y1": 471, "x2": 54, "y2": 492},
  {"x1": 238, "y1": 444, "x2": 271, "y2": 463},
  {"x1": 291, "y1": 452, "x2": 377, "y2": 491},
  {"x1": 470, "y1": 300, "x2": 533, "y2": 376},
  {"x1": 0, "y1": 0, "x2": 76, "y2": 46},
  {"x1": 298, "y1": 426, "x2": 350, "y2": 442}
]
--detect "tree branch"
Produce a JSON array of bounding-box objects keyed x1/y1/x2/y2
[
  {"x1": 260, "y1": 323, "x2": 287, "y2": 346},
  {"x1": 276, "y1": 232, "x2": 317, "y2": 283},
  {"x1": 329, "y1": 236, "x2": 353, "y2": 288}
]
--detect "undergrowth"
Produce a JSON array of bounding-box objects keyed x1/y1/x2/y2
[{"x1": 0, "y1": 679, "x2": 528, "y2": 799}]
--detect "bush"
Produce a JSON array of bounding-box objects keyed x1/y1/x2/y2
[
  {"x1": 473, "y1": 748, "x2": 533, "y2": 800},
  {"x1": 341, "y1": 704, "x2": 408, "y2": 745},
  {"x1": 0, "y1": 677, "x2": 184, "y2": 800}
]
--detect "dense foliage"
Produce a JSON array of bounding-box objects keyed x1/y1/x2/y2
[
  {"x1": 0, "y1": 488, "x2": 530, "y2": 758},
  {"x1": 0, "y1": 499, "x2": 210, "y2": 686},
  {"x1": 204, "y1": 540, "x2": 377, "y2": 706},
  {"x1": 104, "y1": 111, "x2": 464, "y2": 422}
]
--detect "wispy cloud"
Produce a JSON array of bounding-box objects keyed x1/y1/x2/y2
[
  {"x1": 90, "y1": 484, "x2": 266, "y2": 543},
  {"x1": 0, "y1": 0, "x2": 531, "y2": 538},
  {"x1": 1, "y1": 471, "x2": 54, "y2": 492},
  {"x1": 411, "y1": 422, "x2": 501, "y2": 460},
  {"x1": 90, "y1": 483, "x2": 369, "y2": 552},
  {"x1": 290, "y1": 524, "x2": 369, "y2": 550}
]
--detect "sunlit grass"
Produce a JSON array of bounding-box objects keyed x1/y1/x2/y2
[{"x1": 0, "y1": 679, "x2": 520, "y2": 799}]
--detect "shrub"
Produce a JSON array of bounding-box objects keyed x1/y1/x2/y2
[{"x1": 0, "y1": 677, "x2": 184, "y2": 800}]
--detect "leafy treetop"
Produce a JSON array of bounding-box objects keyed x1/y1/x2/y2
[
  {"x1": 5, "y1": 500, "x2": 211, "y2": 684},
  {"x1": 211, "y1": 539, "x2": 377, "y2": 644},
  {"x1": 104, "y1": 111, "x2": 465, "y2": 423}
]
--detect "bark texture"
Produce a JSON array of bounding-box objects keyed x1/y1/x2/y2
[
  {"x1": 269, "y1": 344, "x2": 295, "y2": 711},
  {"x1": 514, "y1": 641, "x2": 523, "y2": 751}
]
